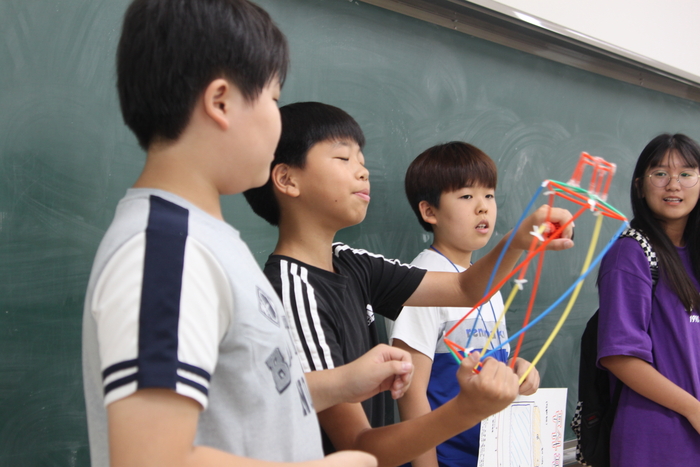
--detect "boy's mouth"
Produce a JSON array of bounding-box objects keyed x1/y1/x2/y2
[
  {"x1": 475, "y1": 220, "x2": 489, "y2": 232},
  {"x1": 354, "y1": 189, "x2": 371, "y2": 202}
]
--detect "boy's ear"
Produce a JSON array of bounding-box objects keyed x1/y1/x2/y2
[
  {"x1": 202, "y1": 78, "x2": 234, "y2": 130},
  {"x1": 418, "y1": 200, "x2": 438, "y2": 225},
  {"x1": 270, "y1": 163, "x2": 300, "y2": 198}
]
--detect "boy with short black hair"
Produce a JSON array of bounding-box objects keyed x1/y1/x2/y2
[
  {"x1": 393, "y1": 142, "x2": 540, "y2": 467},
  {"x1": 244, "y1": 102, "x2": 572, "y2": 467},
  {"x1": 83, "y1": 3, "x2": 414, "y2": 467}
]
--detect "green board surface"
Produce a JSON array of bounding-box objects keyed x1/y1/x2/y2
[{"x1": 2, "y1": 0, "x2": 700, "y2": 465}]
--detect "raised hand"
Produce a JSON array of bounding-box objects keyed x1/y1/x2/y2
[{"x1": 512, "y1": 204, "x2": 575, "y2": 251}]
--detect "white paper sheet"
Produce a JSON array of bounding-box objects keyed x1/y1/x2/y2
[{"x1": 477, "y1": 388, "x2": 567, "y2": 467}]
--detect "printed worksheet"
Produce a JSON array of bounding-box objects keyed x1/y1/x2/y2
[{"x1": 477, "y1": 388, "x2": 567, "y2": 467}]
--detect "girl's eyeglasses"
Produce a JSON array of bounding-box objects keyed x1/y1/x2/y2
[{"x1": 647, "y1": 169, "x2": 700, "y2": 188}]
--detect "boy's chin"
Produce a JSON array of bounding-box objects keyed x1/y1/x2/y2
[
  {"x1": 338, "y1": 212, "x2": 367, "y2": 230},
  {"x1": 354, "y1": 210, "x2": 369, "y2": 225}
]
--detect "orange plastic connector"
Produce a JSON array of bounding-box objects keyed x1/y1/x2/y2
[{"x1": 568, "y1": 152, "x2": 617, "y2": 201}]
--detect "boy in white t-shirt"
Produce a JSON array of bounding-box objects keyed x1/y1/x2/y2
[
  {"x1": 392, "y1": 142, "x2": 540, "y2": 467},
  {"x1": 82, "y1": 2, "x2": 415, "y2": 467}
]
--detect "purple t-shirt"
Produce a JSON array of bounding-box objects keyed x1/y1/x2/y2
[{"x1": 597, "y1": 237, "x2": 700, "y2": 467}]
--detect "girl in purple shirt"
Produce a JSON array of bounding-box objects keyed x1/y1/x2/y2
[{"x1": 597, "y1": 133, "x2": 700, "y2": 467}]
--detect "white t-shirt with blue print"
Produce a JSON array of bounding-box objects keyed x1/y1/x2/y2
[{"x1": 391, "y1": 248, "x2": 509, "y2": 467}]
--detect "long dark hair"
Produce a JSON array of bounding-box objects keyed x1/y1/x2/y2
[{"x1": 629, "y1": 133, "x2": 700, "y2": 311}]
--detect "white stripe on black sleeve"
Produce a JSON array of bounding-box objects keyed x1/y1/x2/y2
[
  {"x1": 280, "y1": 260, "x2": 311, "y2": 372},
  {"x1": 299, "y1": 267, "x2": 334, "y2": 370},
  {"x1": 290, "y1": 263, "x2": 328, "y2": 370}
]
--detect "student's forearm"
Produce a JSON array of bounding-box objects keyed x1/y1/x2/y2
[
  {"x1": 600, "y1": 355, "x2": 700, "y2": 420},
  {"x1": 182, "y1": 446, "x2": 321, "y2": 467},
  {"x1": 306, "y1": 344, "x2": 414, "y2": 412},
  {"x1": 405, "y1": 236, "x2": 523, "y2": 307},
  {"x1": 409, "y1": 449, "x2": 439, "y2": 467},
  {"x1": 459, "y1": 235, "x2": 523, "y2": 301},
  {"x1": 321, "y1": 354, "x2": 516, "y2": 467},
  {"x1": 318, "y1": 400, "x2": 480, "y2": 467},
  {"x1": 396, "y1": 393, "x2": 439, "y2": 467},
  {"x1": 125, "y1": 437, "x2": 378, "y2": 467},
  {"x1": 353, "y1": 398, "x2": 484, "y2": 467},
  {"x1": 306, "y1": 368, "x2": 344, "y2": 412},
  {"x1": 108, "y1": 391, "x2": 284, "y2": 467},
  {"x1": 109, "y1": 389, "x2": 378, "y2": 467},
  {"x1": 393, "y1": 340, "x2": 439, "y2": 467},
  {"x1": 182, "y1": 447, "x2": 377, "y2": 467},
  {"x1": 357, "y1": 358, "x2": 518, "y2": 467}
]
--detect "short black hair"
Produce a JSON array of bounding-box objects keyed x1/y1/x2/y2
[
  {"x1": 117, "y1": 0, "x2": 289, "y2": 149},
  {"x1": 244, "y1": 102, "x2": 365, "y2": 226},
  {"x1": 405, "y1": 142, "x2": 497, "y2": 232}
]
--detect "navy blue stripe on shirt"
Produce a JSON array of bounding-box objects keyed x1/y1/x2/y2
[
  {"x1": 103, "y1": 359, "x2": 138, "y2": 380},
  {"x1": 177, "y1": 375, "x2": 209, "y2": 396},
  {"x1": 137, "y1": 195, "x2": 189, "y2": 390},
  {"x1": 101, "y1": 360, "x2": 212, "y2": 397},
  {"x1": 104, "y1": 372, "x2": 138, "y2": 396},
  {"x1": 178, "y1": 362, "x2": 211, "y2": 382}
]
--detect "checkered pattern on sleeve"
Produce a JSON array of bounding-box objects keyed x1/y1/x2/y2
[{"x1": 620, "y1": 228, "x2": 658, "y2": 281}]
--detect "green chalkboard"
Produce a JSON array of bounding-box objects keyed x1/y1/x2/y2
[{"x1": 2, "y1": 0, "x2": 700, "y2": 465}]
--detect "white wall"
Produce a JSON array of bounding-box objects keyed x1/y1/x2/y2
[{"x1": 473, "y1": 0, "x2": 700, "y2": 83}]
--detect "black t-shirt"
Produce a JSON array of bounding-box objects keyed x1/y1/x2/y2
[{"x1": 264, "y1": 243, "x2": 427, "y2": 452}]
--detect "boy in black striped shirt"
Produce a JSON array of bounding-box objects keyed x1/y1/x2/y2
[{"x1": 244, "y1": 101, "x2": 574, "y2": 465}]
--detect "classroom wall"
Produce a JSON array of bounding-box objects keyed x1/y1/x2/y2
[
  {"x1": 1, "y1": 0, "x2": 700, "y2": 465},
  {"x1": 478, "y1": 0, "x2": 700, "y2": 81}
]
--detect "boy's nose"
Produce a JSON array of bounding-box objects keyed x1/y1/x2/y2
[{"x1": 358, "y1": 165, "x2": 369, "y2": 181}]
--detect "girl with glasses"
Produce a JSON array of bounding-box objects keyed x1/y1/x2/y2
[{"x1": 597, "y1": 133, "x2": 700, "y2": 467}]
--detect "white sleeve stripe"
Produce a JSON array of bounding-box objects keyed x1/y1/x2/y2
[
  {"x1": 103, "y1": 367, "x2": 138, "y2": 387},
  {"x1": 102, "y1": 364, "x2": 210, "y2": 398},
  {"x1": 291, "y1": 264, "x2": 327, "y2": 371},
  {"x1": 332, "y1": 242, "x2": 415, "y2": 268},
  {"x1": 176, "y1": 382, "x2": 208, "y2": 409},
  {"x1": 177, "y1": 368, "x2": 210, "y2": 390},
  {"x1": 104, "y1": 381, "x2": 137, "y2": 407},
  {"x1": 176, "y1": 375, "x2": 209, "y2": 396},
  {"x1": 103, "y1": 380, "x2": 209, "y2": 411},
  {"x1": 104, "y1": 372, "x2": 137, "y2": 393},
  {"x1": 280, "y1": 260, "x2": 311, "y2": 372},
  {"x1": 299, "y1": 267, "x2": 334, "y2": 370}
]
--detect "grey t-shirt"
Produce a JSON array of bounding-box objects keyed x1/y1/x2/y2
[{"x1": 82, "y1": 188, "x2": 323, "y2": 466}]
